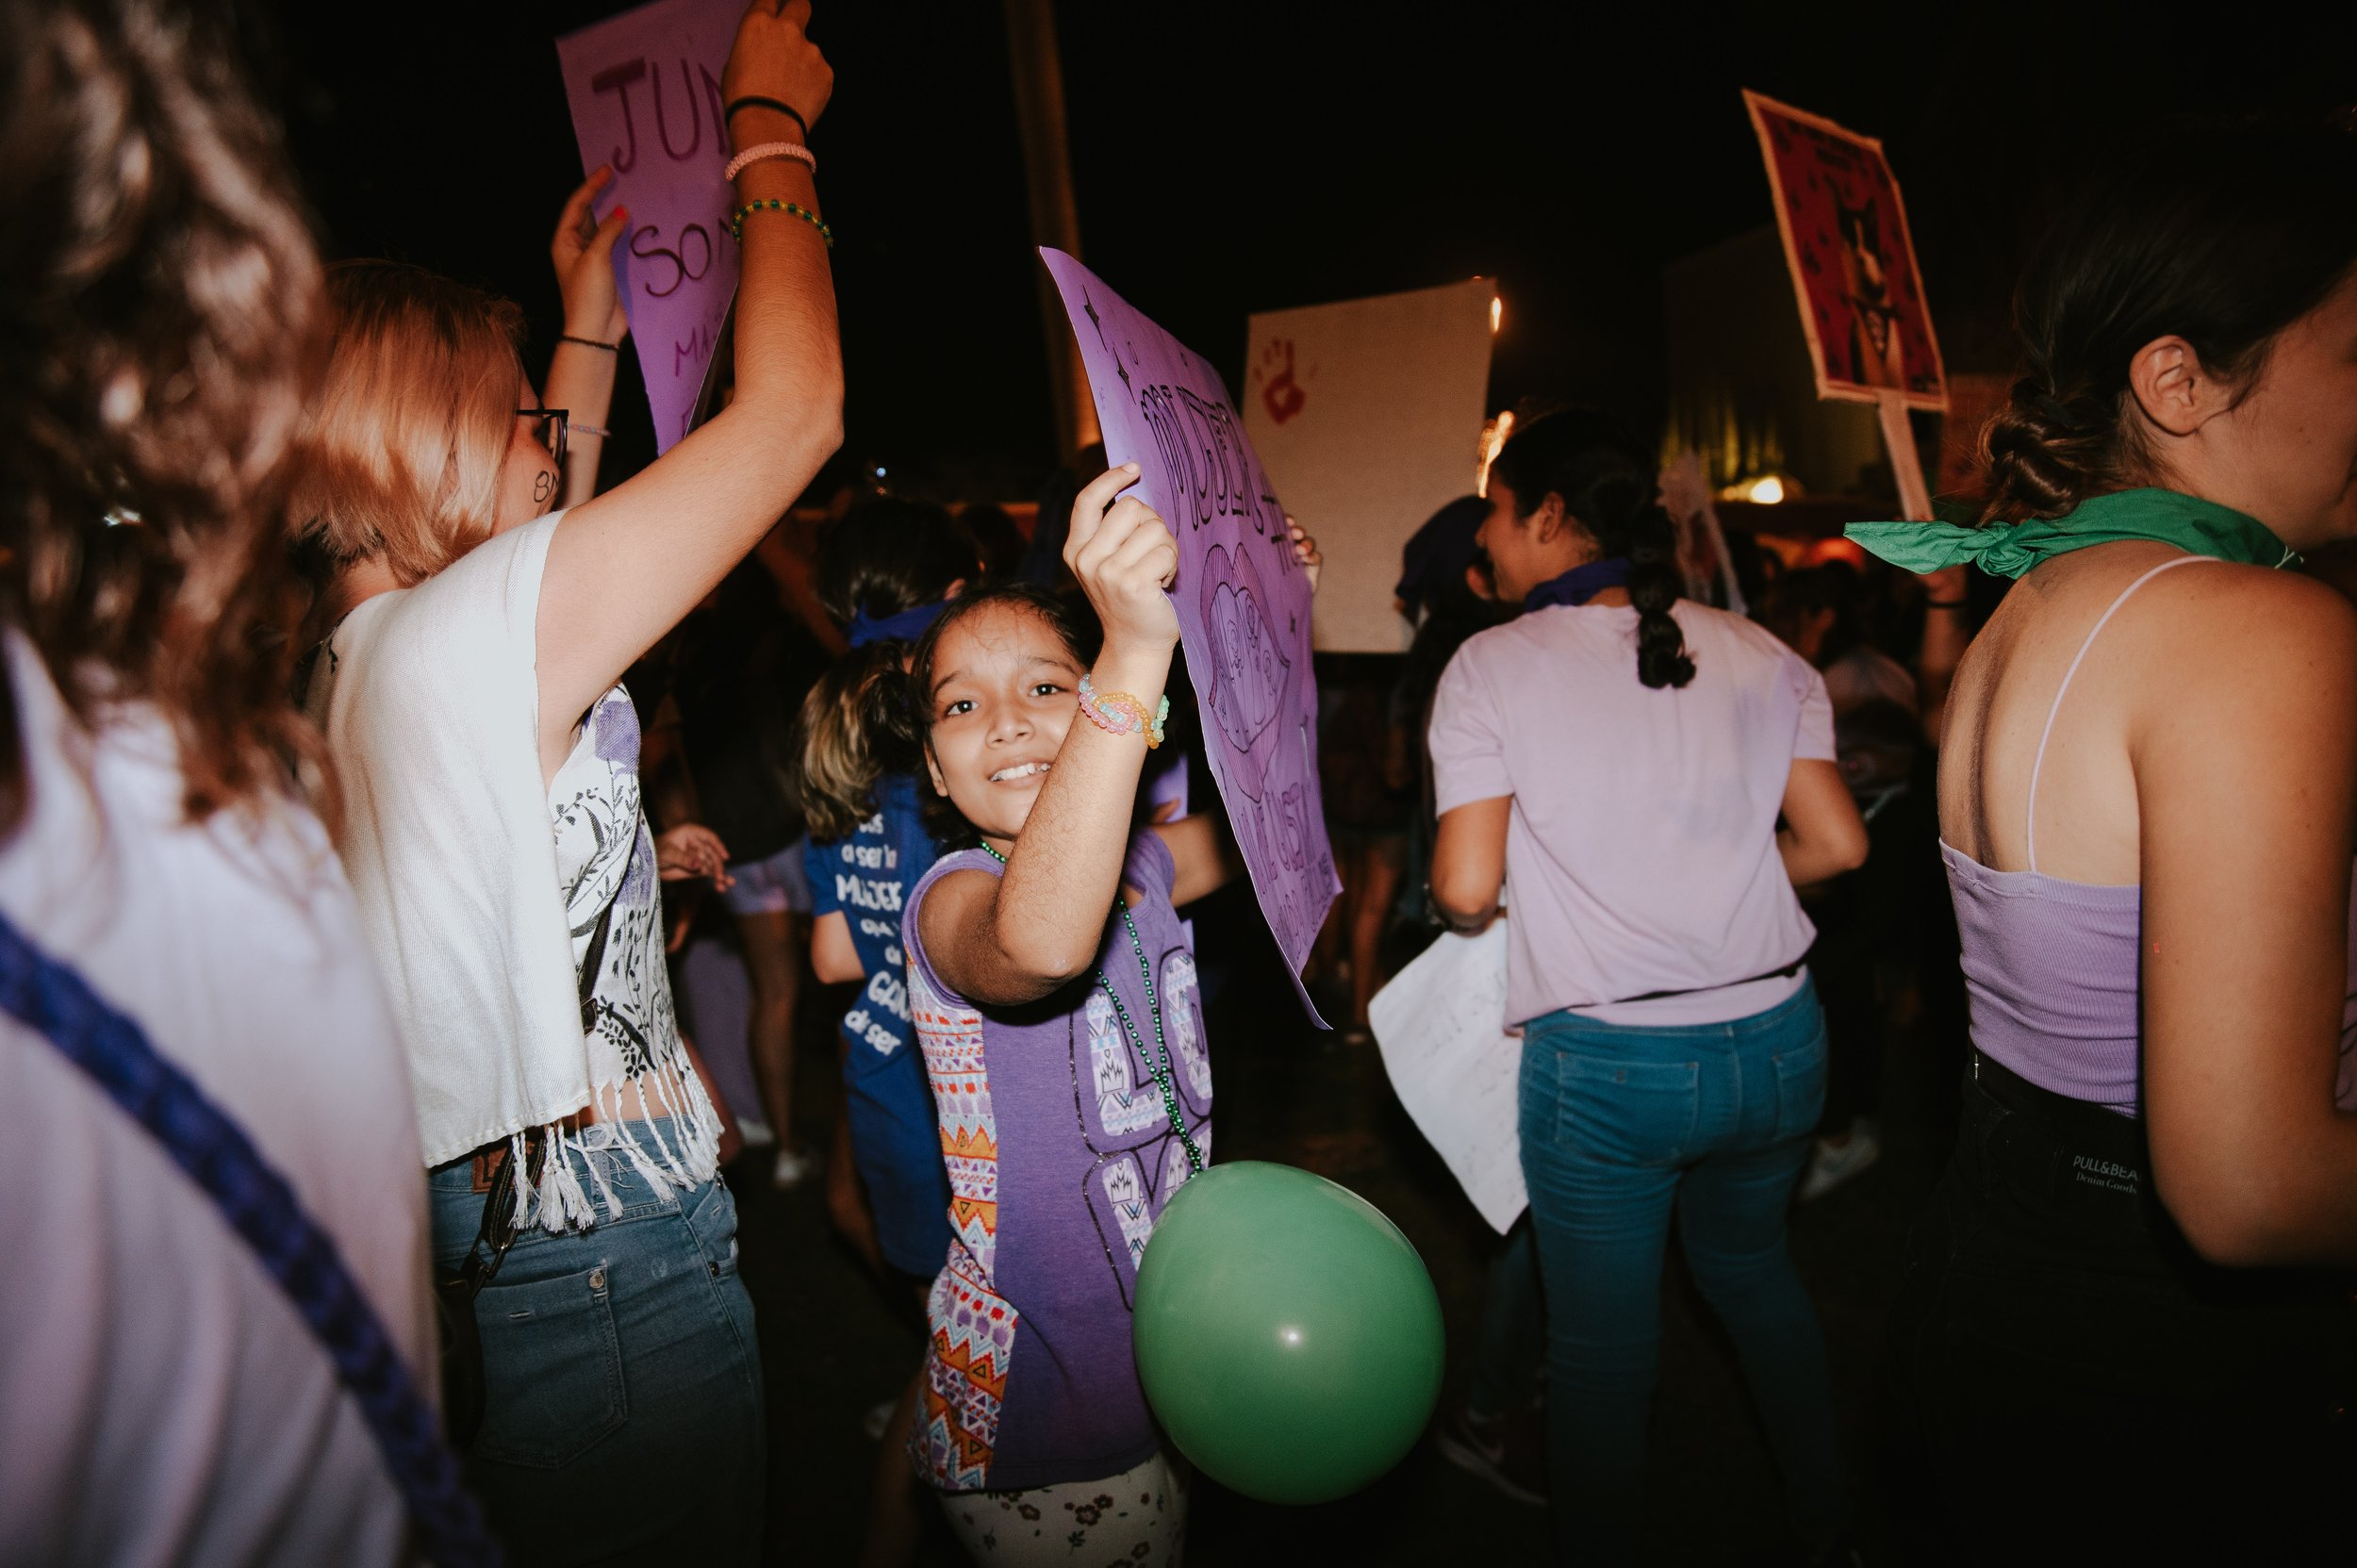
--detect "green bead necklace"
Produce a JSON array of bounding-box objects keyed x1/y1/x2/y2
[{"x1": 981, "y1": 842, "x2": 1204, "y2": 1174}]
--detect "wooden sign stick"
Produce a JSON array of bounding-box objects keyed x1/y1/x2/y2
[{"x1": 1876, "y1": 389, "x2": 1936, "y2": 522}]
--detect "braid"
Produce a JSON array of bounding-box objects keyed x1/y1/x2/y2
[
  {"x1": 1977, "y1": 372, "x2": 2119, "y2": 522},
  {"x1": 1492, "y1": 411, "x2": 1695, "y2": 690}
]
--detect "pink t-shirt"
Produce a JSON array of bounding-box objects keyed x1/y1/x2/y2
[{"x1": 1428, "y1": 601, "x2": 1837, "y2": 1028}]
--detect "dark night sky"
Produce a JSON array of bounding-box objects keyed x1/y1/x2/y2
[{"x1": 253, "y1": 2, "x2": 2357, "y2": 500}]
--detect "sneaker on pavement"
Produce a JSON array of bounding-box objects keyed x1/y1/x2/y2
[
  {"x1": 771, "y1": 1147, "x2": 814, "y2": 1189},
  {"x1": 1434, "y1": 1406, "x2": 1547, "y2": 1507},
  {"x1": 736, "y1": 1114, "x2": 777, "y2": 1149},
  {"x1": 1799, "y1": 1121, "x2": 1882, "y2": 1202}
]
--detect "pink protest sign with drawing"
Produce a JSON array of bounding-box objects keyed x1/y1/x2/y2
[
  {"x1": 1041, "y1": 250, "x2": 1340, "y2": 1024},
  {"x1": 555, "y1": 0, "x2": 743, "y2": 453}
]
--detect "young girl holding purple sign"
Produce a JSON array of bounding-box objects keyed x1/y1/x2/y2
[{"x1": 892, "y1": 466, "x2": 1314, "y2": 1561}]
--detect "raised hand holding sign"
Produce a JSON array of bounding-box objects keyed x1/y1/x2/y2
[
  {"x1": 1041, "y1": 252, "x2": 1341, "y2": 1021},
  {"x1": 555, "y1": 0, "x2": 813, "y2": 452}
]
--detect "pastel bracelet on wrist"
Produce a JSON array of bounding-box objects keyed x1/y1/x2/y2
[
  {"x1": 725, "y1": 141, "x2": 817, "y2": 181},
  {"x1": 1078, "y1": 673, "x2": 1168, "y2": 749}
]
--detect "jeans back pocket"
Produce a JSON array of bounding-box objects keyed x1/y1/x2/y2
[
  {"x1": 1768, "y1": 1027, "x2": 1830, "y2": 1145},
  {"x1": 1557, "y1": 1052, "x2": 1702, "y2": 1166},
  {"x1": 471, "y1": 1260, "x2": 628, "y2": 1469}
]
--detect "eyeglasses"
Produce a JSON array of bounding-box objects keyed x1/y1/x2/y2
[{"x1": 518, "y1": 406, "x2": 570, "y2": 470}]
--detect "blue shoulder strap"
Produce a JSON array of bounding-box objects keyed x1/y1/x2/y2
[{"x1": 0, "y1": 910, "x2": 502, "y2": 1568}]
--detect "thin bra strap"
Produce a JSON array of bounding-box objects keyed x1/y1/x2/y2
[{"x1": 2025, "y1": 553, "x2": 2213, "y2": 872}]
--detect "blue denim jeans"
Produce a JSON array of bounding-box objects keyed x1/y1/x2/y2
[
  {"x1": 430, "y1": 1119, "x2": 764, "y2": 1567},
  {"x1": 1519, "y1": 979, "x2": 1849, "y2": 1565}
]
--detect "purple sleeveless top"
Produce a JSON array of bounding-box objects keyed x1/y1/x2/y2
[
  {"x1": 1947, "y1": 555, "x2": 2357, "y2": 1116},
  {"x1": 899, "y1": 833, "x2": 1211, "y2": 1492}
]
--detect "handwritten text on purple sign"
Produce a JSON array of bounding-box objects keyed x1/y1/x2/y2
[
  {"x1": 1042, "y1": 251, "x2": 1339, "y2": 1022},
  {"x1": 555, "y1": 0, "x2": 741, "y2": 453}
]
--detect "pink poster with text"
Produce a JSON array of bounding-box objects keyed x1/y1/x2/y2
[{"x1": 555, "y1": 0, "x2": 743, "y2": 452}]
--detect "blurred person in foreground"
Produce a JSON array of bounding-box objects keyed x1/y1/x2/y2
[{"x1": 0, "y1": 2, "x2": 455, "y2": 1563}]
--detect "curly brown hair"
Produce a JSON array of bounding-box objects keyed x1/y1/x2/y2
[{"x1": 0, "y1": 0, "x2": 327, "y2": 834}]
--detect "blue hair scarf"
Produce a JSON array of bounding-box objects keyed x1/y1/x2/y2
[{"x1": 848, "y1": 599, "x2": 950, "y2": 649}]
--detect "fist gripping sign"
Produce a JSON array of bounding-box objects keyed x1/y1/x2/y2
[{"x1": 1041, "y1": 251, "x2": 1339, "y2": 1023}]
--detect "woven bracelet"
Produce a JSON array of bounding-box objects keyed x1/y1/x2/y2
[{"x1": 729, "y1": 198, "x2": 833, "y2": 248}]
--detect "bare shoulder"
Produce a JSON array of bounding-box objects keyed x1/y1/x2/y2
[
  {"x1": 2124, "y1": 565, "x2": 2357, "y2": 776},
  {"x1": 2140, "y1": 561, "x2": 2357, "y2": 676}
]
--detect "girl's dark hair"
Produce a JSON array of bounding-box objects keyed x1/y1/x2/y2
[
  {"x1": 1489, "y1": 410, "x2": 1694, "y2": 689},
  {"x1": 818, "y1": 496, "x2": 977, "y2": 624},
  {"x1": 1983, "y1": 116, "x2": 2357, "y2": 522},
  {"x1": 795, "y1": 497, "x2": 982, "y2": 838},
  {"x1": 1, "y1": 0, "x2": 327, "y2": 834},
  {"x1": 905, "y1": 584, "x2": 1098, "y2": 845}
]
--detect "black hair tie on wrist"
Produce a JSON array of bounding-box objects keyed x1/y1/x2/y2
[
  {"x1": 726, "y1": 95, "x2": 809, "y2": 140},
  {"x1": 559, "y1": 334, "x2": 618, "y2": 353}
]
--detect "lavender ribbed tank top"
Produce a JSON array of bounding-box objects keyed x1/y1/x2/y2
[{"x1": 1945, "y1": 555, "x2": 2357, "y2": 1117}]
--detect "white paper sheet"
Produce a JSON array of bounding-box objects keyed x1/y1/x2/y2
[
  {"x1": 1244, "y1": 280, "x2": 1497, "y2": 652},
  {"x1": 1369, "y1": 922, "x2": 1526, "y2": 1233}
]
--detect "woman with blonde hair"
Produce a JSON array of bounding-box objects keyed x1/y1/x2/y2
[{"x1": 297, "y1": 3, "x2": 840, "y2": 1558}]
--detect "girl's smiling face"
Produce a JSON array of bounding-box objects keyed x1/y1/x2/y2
[{"x1": 922, "y1": 600, "x2": 1085, "y2": 845}]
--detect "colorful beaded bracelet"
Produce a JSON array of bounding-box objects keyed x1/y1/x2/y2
[
  {"x1": 723, "y1": 140, "x2": 816, "y2": 181},
  {"x1": 728, "y1": 199, "x2": 833, "y2": 248},
  {"x1": 1077, "y1": 673, "x2": 1169, "y2": 749}
]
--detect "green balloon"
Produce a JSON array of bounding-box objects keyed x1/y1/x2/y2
[{"x1": 1132, "y1": 1161, "x2": 1444, "y2": 1504}]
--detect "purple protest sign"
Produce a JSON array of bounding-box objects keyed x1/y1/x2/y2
[
  {"x1": 555, "y1": 0, "x2": 742, "y2": 454},
  {"x1": 1041, "y1": 250, "x2": 1340, "y2": 1025}
]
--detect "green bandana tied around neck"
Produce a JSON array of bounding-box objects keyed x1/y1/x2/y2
[{"x1": 1845, "y1": 487, "x2": 2299, "y2": 578}]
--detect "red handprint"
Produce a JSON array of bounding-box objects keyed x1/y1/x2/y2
[{"x1": 1259, "y1": 338, "x2": 1307, "y2": 426}]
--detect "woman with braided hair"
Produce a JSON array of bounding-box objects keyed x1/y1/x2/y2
[
  {"x1": 1427, "y1": 409, "x2": 1868, "y2": 1563},
  {"x1": 1849, "y1": 116, "x2": 2357, "y2": 1559}
]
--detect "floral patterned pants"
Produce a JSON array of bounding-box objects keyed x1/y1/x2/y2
[{"x1": 938, "y1": 1449, "x2": 1185, "y2": 1566}]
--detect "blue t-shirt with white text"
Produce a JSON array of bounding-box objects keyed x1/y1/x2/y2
[
  {"x1": 807, "y1": 770, "x2": 944, "y2": 1068},
  {"x1": 806, "y1": 769, "x2": 954, "y2": 1277}
]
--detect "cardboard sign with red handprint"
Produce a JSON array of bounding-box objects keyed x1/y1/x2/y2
[
  {"x1": 1041, "y1": 250, "x2": 1339, "y2": 1024},
  {"x1": 1244, "y1": 280, "x2": 1498, "y2": 652}
]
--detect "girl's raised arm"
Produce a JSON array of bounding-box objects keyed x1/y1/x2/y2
[
  {"x1": 536, "y1": 0, "x2": 841, "y2": 777},
  {"x1": 923, "y1": 467, "x2": 1178, "y2": 1004}
]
